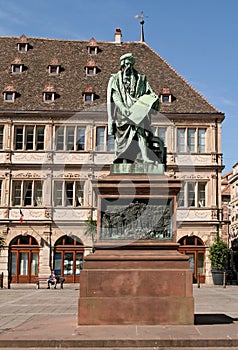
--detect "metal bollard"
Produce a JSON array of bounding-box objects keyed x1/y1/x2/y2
[
  {"x1": 197, "y1": 272, "x2": 200, "y2": 288},
  {"x1": 223, "y1": 271, "x2": 226, "y2": 288},
  {"x1": 0, "y1": 272, "x2": 3, "y2": 288}
]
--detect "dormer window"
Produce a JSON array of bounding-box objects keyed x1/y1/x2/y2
[
  {"x1": 11, "y1": 58, "x2": 23, "y2": 73},
  {"x1": 3, "y1": 83, "x2": 16, "y2": 102},
  {"x1": 17, "y1": 35, "x2": 29, "y2": 52},
  {"x1": 48, "y1": 58, "x2": 60, "y2": 75},
  {"x1": 82, "y1": 86, "x2": 95, "y2": 102},
  {"x1": 87, "y1": 38, "x2": 99, "y2": 55},
  {"x1": 159, "y1": 87, "x2": 173, "y2": 103},
  {"x1": 84, "y1": 58, "x2": 97, "y2": 76},
  {"x1": 43, "y1": 84, "x2": 56, "y2": 103}
]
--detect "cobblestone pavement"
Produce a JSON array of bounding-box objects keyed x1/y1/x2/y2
[
  {"x1": 0, "y1": 284, "x2": 238, "y2": 349},
  {"x1": 0, "y1": 284, "x2": 79, "y2": 334}
]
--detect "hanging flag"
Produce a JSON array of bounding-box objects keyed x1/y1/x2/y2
[{"x1": 19, "y1": 210, "x2": 24, "y2": 223}]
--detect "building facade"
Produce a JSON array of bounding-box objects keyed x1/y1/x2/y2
[{"x1": 0, "y1": 30, "x2": 224, "y2": 286}]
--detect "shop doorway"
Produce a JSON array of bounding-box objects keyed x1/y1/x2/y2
[
  {"x1": 53, "y1": 235, "x2": 84, "y2": 283},
  {"x1": 9, "y1": 235, "x2": 39, "y2": 283},
  {"x1": 178, "y1": 235, "x2": 206, "y2": 283}
]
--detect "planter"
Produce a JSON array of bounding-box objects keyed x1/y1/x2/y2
[{"x1": 211, "y1": 269, "x2": 226, "y2": 285}]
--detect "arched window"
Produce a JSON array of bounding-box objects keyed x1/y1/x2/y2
[
  {"x1": 178, "y1": 235, "x2": 205, "y2": 283},
  {"x1": 9, "y1": 235, "x2": 39, "y2": 283},
  {"x1": 54, "y1": 235, "x2": 84, "y2": 283}
]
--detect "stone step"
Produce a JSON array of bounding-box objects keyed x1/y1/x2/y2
[{"x1": 0, "y1": 338, "x2": 238, "y2": 348}]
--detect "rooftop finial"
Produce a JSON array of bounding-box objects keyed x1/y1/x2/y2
[{"x1": 134, "y1": 11, "x2": 147, "y2": 42}]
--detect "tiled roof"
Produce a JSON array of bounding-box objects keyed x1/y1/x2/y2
[{"x1": 0, "y1": 35, "x2": 222, "y2": 114}]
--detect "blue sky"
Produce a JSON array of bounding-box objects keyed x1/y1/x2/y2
[{"x1": 0, "y1": 0, "x2": 237, "y2": 173}]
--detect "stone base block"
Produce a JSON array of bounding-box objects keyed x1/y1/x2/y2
[{"x1": 78, "y1": 242, "x2": 194, "y2": 325}]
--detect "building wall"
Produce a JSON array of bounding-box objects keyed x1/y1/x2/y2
[{"x1": 0, "y1": 34, "x2": 225, "y2": 286}]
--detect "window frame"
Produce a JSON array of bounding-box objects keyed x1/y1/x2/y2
[
  {"x1": 55, "y1": 125, "x2": 86, "y2": 151},
  {"x1": 96, "y1": 126, "x2": 115, "y2": 152},
  {"x1": 12, "y1": 180, "x2": 43, "y2": 207},
  {"x1": 53, "y1": 180, "x2": 84, "y2": 207},
  {"x1": 177, "y1": 127, "x2": 207, "y2": 153},
  {"x1": 43, "y1": 92, "x2": 55, "y2": 103},
  {"x1": 18, "y1": 43, "x2": 28, "y2": 52},
  {"x1": 14, "y1": 125, "x2": 45, "y2": 151},
  {"x1": 177, "y1": 181, "x2": 207, "y2": 208},
  {"x1": 4, "y1": 92, "x2": 15, "y2": 102}
]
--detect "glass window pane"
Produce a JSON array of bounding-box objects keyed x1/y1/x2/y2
[
  {"x1": 177, "y1": 128, "x2": 185, "y2": 152},
  {"x1": 15, "y1": 127, "x2": 23, "y2": 150},
  {"x1": 158, "y1": 127, "x2": 167, "y2": 145},
  {"x1": 198, "y1": 182, "x2": 206, "y2": 207},
  {"x1": 12, "y1": 181, "x2": 21, "y2": 206},
  {"x1": 76, "y1": 182, "x2": 84, "y2": 206},
  {"x1": 54, "y1": 252, "x2": 62, "y2": 275},
  {"x1": 34, "y1": 182, "x2": 43, "y2": 206},
  {"x1": 188, "y1": 128, "x2": 196, "y2": 152},
  {"x1": 66, "y1": 182, "x2": 73, "y2": 206},
  {"x1": 96, "y1": 127, "x2": 105, "y2": 151},
  {"x1": 31, "y1": 252, "x2": 38, "y2": 275},
  {"x1": 20, "y1": 252, "x2": 28, "y2": 275},
  {"x1": 76, "y1": 253, "x2": 83, "y2": 274},
  {"x1": 187, "y1": 182, "x2": 195, "y2": 207},
  {"x1": 24, "y1": 181, "x2": 32, "y2": 206},
  {"x1": 177, "y1": 183, "x2": 185, "y2": 207},
  {"x1": 36, "y1": 126, "x2": 45, "y2": 150},
  {"x1": 188, "y1": 253, "x2": 195, "y2": 274},
  {"x1": 64, "y1": 252, "x2": 73, "y2": 275},
  {"x1": 56, "y1": 126, "x2": 64, "y2": 150},
  {"x1": 66, "y1": 126, "x2": 75, "y2": 150},
  {"x1": 0, "y1": 126, "x2": 3, "y2": 149},
  {"x1": 54, "y1": 182, "x2": 63, "y2": 206},
  {"x1": 77, "y1": 127, "x2": 85, "y2": 151},
  {"x1": 198, "y1": 253, "x2": 204, "y2": 274},
  {"x1": 198, "y1": 129, "x2": 206, "y2": 153},
  {"x1": 11, "y1": 252, "x2": 17, "y2": 275},
  {"x1": 107, "y1": 134, "x2": 115, "y2": 152},
  {"x1": 26, "y1": 126, "x2": 34, "y2": 150}
]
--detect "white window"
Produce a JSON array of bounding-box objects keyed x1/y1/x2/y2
[
  {"x1": 96, "y1": 126, "x2": 115, "y2": 152},
  {"x1": 48, "y1": 65, "x2": 60, "y2": 75},
  {"x1": 43, "y1": 92, "x2": 55, "y2": 102},
  {"x1": 12, "y1": 64, "x2": 23, "y2": 73},
  {"x1": 154, "y1": 127, "x2": 167, "y2": 146},
  {"x1": 54, "y1": 181, "x2": 84, "y2": 207},
  {"x1": 55, "y1": 126, "x2": 86, "y2": 151},
  {"x1": 88, "y1": 47, "x2": 97, "y2": 55},
  {"x1": 83, "y1": 93, "x2": 94, "y2": 102},
  {"x1": 177, "y1": 182, "x2": 207, "y2": 208},
  {"x1": 14, "y1": 125, "x2": 45, "y2": 150},
  {"x1": 4, "y1": 92, "x2": 15, "y2": 102},
  {"x1": 12, "y1": 180, "x2": 43, "y2": 206},
  {"x1": 177, "y1": 128, "x2": 206, "y2": 153},
  {"x1": 86, "y1": 67, "x2": 96, "y2": 75},
  {"x1": 18, "y1": 43, "x2": 28, "y2": 52}
]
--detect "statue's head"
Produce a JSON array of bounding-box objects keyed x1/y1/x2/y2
[{"x1": 120, "y1": 53, "x2": 135, "y2": 68}]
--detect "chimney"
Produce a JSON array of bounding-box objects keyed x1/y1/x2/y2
[{"x1": 114, "y1": 28, "x2": 122, "y2": 44}]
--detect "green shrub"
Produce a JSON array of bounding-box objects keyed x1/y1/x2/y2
[{"x1": 209, "y1": 237, "x2": 228, "y2": 271}]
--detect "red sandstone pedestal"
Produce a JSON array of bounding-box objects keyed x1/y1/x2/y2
[{"x1": 78, "y1": 174, "x2": 194, "y2": 325}]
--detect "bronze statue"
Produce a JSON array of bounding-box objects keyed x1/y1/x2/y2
[{"x1": 107, "y1": 53, "x2": 163, "y2": 164}]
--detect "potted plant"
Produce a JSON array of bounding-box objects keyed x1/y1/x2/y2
[{"x1": 209, "y1": 236, "x2": 228, "y2": 285}]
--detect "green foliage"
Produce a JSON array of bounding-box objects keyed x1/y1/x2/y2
[
  {"x1": 85, "y1": 217, "x2": 97, "y2": 238},
  {"x1": 0, "y1": 236, "x2": 5, "y2": 252},
  {"x1": 209, "y1": 237, "x2": 228, "y2": 271}
]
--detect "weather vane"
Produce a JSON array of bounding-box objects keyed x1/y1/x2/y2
[{"x1": 134, "y1": 11, "x2": 148, "y2": 42}]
